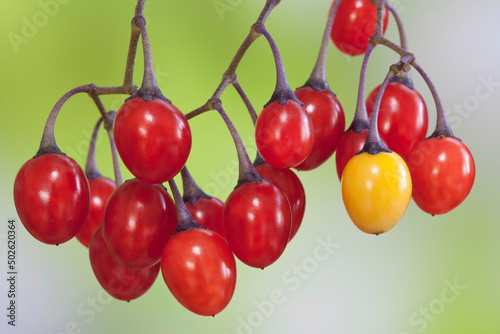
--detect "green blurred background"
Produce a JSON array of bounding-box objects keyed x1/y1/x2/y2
[{"x1": 0, "y1": 0, "x2": 498, "y2": 333}]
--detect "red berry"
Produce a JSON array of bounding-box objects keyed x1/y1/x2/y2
[
  {"x1": 255, "y1": 100, "x2": 314, "y2": 169},
  {"x1": 14, "y1": 153, "x2": 90, "y2": 245},
  {"x1": 407, "y1": 137, "x2": 475, "y2": 215},
  {"x1": 161, "y1": 228, "x2": 236, "y2": 316},
  {"x1": 335, "y1": 129, "x2": 368, "y2": 180},
  {"x1": 103, "y1": 179, "x2": 178, "y2": 269},
  {"x1": 185, "y1": 197, "x2": 225, "y2": 239},
  {"x1": 366, "y1": 82, "x2": 428, "y2": 161},
  {"x1": 76, "y1": 176, "x2": 115, "y2": 247},
  {"x1": 90, "y1": 225, "x2": 160, "y2": 301},
  {"x1": 223, "y1": 180, "x2": 291, "y2": 268},
  {"x1": 294, "y1": 87, "x2": 345, "y2": 171},
  {"x1": 255, "y1": 163, "x2": 305, "y2": 242},
  {"x1": 330, "y1": 0, "x2": 389, "y2": 56},
  {"x1": 113, "y1": 97, "x2": 192, "y2": 184}
]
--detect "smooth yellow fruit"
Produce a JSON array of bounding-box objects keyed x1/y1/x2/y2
[{"x1": 341, "y1": 151, "x2": 412, "y2": 235}]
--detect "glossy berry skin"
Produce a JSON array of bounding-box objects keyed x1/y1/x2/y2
[
  {"x1": 294, "y1": 87, "x2": 345, "y2": 171},
  {"x1": 223, "y1": 180, "x2": 291, "y2": 268},
  {"x1": 14, "y1": 153, "x2": 90, "y2": 245},
  {"x1": 366, "y1": 82, "x2": 428, "y2": 161},
  {"x1": 407, "y1": 137, "x2": 475, "y2": 215},
  {"x1": 335, "y1": 129, "x2": 368, "y2": 180},
  {"x1": 90, "y1": 225, "x2": 160, "y2": 301},
  {"x1": 185, "y1": 197, "x2": 225, "y2": 239},
  {"x1": 161, "y1": 228, "x2": 236, "y2": 316},
  {"x1": 76, "y1": 176, "x2": 115, "y2": 247},
  {"x1": 341, "y1": 152, "x2": 412, "y2": 234},
  {"x1": 255, "y1": 100, "x2": 314, "y2": 169},
  {"x1": 255, "y1": 163, "x2": 305, "y2": 242},
  {"x1": 113, "y1": 97, "x2": 192, "y2": 184},
  {"x1": 330, "y1": 0, "x2": 389, "y2": 56},
  {"x1": 103, "y1": 179, "x2": 178, "y2": 269}
]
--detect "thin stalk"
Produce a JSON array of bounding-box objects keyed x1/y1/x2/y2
[
  {"x1": 385, "y1": 2, "x2": 414, "y2": 88},
  {"x1": 411, "y1": 60, "x2": 454, "y2": 138},
  {"x1": 135, "y1": 0, "x2": 146, "y2": 16},
  {"x1": 181, "y1": 167, "x2": 212, "y2": 204},
  {"x1": 211, "y1": 99, "x2": 262, "y2": 187},
  {"x1": 85, "y1": 117, "x2": 105, "y2": 179},
  {"x1": 233, "y1": 80, "x2": 258, "y2": 125},
  {"x1": 254, "y1": 23, "x2": 301, "y2": 106},
  {"x1": 35, "y1": 85, "x2": 91, "y2": 157},
  {"x1": 129, "y1": 16, "x2": 167, "y2": 101},
  {"x1": 232, "y1": 80, "x2": 266, "y2": 167},
  {"x1": 360, "y1": 69, "x2": 395, "y2": 155},
  {"x1": 186, "y1": 0, "x2": 282, "y2": 120},
  {"x1": 168, "y1": 179, "x2": 201, "y2": 233},
  {"x1": 104, "y1": 111, "x2": 123, "y2": 187},
  {"x1": 350, "y1": 42, "x2": 376, "y2": 133},
  {"x1": 303, "y1": 0, "x2": 343, "y2": 91}
]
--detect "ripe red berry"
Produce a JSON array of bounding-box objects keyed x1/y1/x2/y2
[
  {"x1": 330, "y1": 0, "x2": 389, "y2": 56},
  {"x1": 14, "y1": 153, "x2": 90, "y2": 245},
  {"x1": 161, "y1": 228, "x2": 236, "y2": 316},
  {"x1": 185, "y1": 197, "x2": 225, "y2": 239},
  {"x1": 407, "y1": 136, "x2": 475, "y2": 215},
  {"x1": 113, "y1": 97, "x2": 192, "y2": 184},
  {"x1": 223, "y1": 180, "x2": 291, "y2": 268},
  {"x1": 366, "y1": 82, "x2": 428, "y2": 161},
  {"x1": 255, "y1": 100, "x2": 314, "y2": 169},
  {"x1": 294, "y1": 87, "x2": 345, "y2": 171},
  {"x1": 90, "y1": 225, "x2": 160, "y2": 301},
  {"x1": 255, "y1": 163, "x2": 305, "y2": 242},
  {"x1": 76, "y1": 176, "x2": 116, "y2": 247},
  {"x1": 335, "y1": 129, "x2": 368, "y2": 180},
  {"x1": 103, "y1": 179, "x2": 178, "y2": 269}
]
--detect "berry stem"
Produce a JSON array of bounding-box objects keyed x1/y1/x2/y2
[
  {"x1": 254, "y1": 23, "x2": 301, "y2": 107},
  {"x1": 122, "y1": 15, "x2": 141, "y2": 92},
  {"x1": 185, "y1": 0, "x2": 282, "y2": 120},
  {"x1": 360, "y1": 67, "x2": 395, "y2": 155},
  {"x1": 181, "y1": 167, "x2": 212, "y2": 205},
  {"x1": 135, "y1": 0, "x2": 146, "y2": 16},
  {"x1": 257, "y1": 0, "x2": 281, "y2": 23},
  {"x1": 411, "y1": 60, "x2": 454, "y2": 138},
  {"x1": 385, "y1": 2, "x2": 407, "y2": 51},
  {"x1": 168, "y1": 179, "x2": 202, "y2": 233},
  {"x1": 302, "y1": 0, "x2": 343, "y2": 92},
  {"x1": 385, "y1": 2, "x2": 414, "y2": 89},
  {"x1": 211, "y1": 99, "x2": 263, "y2": 187},
  {"x1": 232, "y1": 80, "x2": 267, "y2": 167},
  {"x1": 35, "y1": 85, "x2": 90, "y2": 157},
  {"x1": 128, "y1": 16, "x2": 167, "y2": 102},
  {"x1": 233, "y1": 80, "x2": 258, "y2": 125},
  {"x1": 84, "y1": 117, "x2": 104, "y2": 180},
  {"x1": 349, "y1": 42, "x2": 375, "y2": 133},
  {"x1": 104, "y1": 111, "x2": 124, "y2": 187}
]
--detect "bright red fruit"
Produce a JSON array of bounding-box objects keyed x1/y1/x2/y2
[
  {"x1": 330, "y1": 0, "x2": 389, "y2": 56},
  {"x1": 103, "y1": 179, "x2": 178, "y2": 269},
  {"x1": 407, "y1": 136, "x2": 475, "y2": 215},
  {"x1": 185, "y1": 197, "x2": 225, "y2": 239},
  {"x1": 76, "y1": 176, "x2": 115, "y2": 247},
  {"x1": 255, "y1": 163, "x2": 305, "y2": 242},
  {"x1": 14, "y1": 153, "x2": 90, "y2": 245},
  {"x1": 90, "y1": 225, "x2": 160, "y2": 301},
  {"x1": 161, "y1": 228, "x2": 236, "y2": 316},
  {"x1": 335, "y1": 129, "x2": 368, "y2": 180},
  {"x1": 366, "y1": 82, "x2": 428, "y2": 161},
  {"x1": 294, "y1": 87, "x2": 345, "y2": 171},
  {"x1": 113, "y1": 97, "x2": 191, "y2": 184},
  {"x1": 255, "y1": 100, "x2": 314, "y2": 169},
  {"x1": 223, "y1": 180, "x2": 291, "y2": 268}
]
